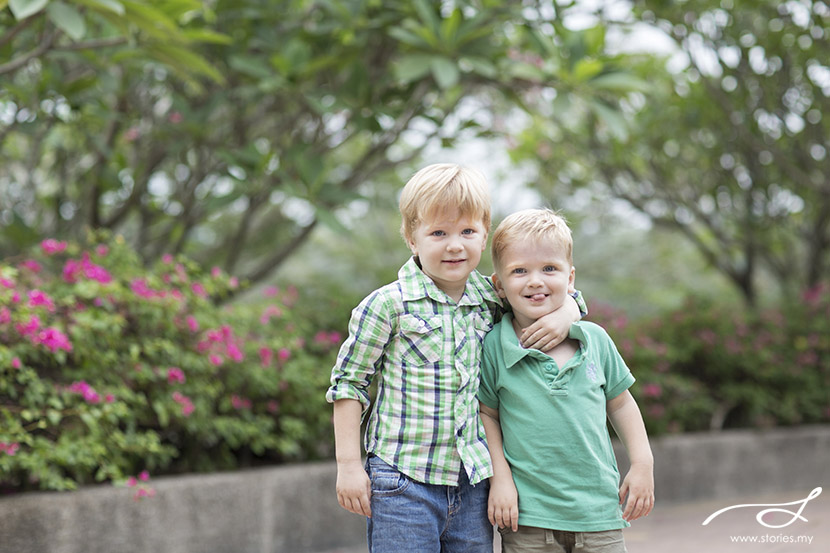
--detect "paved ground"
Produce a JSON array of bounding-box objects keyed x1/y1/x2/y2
[{"x1": 323, "y1": 488, "x2": 828, "y2": 552}]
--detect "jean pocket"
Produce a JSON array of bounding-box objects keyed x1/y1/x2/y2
[{"x1": 367, "y1": 457, "x2": 410, "y2": 497}]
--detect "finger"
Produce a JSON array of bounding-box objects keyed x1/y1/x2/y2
[
  {"x1": 510, "y1": 506, "x2": 519, "y2": 532},
  {"x1": 358, "y1": 493, "x2": 372, "y2": 518},
  {"x1": 488, "y1": 503, "x2": 497, "y2": 527}
]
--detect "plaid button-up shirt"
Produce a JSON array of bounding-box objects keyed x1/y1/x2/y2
[{"x1": 326, "y1": 257, "x2": 498, "y2": 486}]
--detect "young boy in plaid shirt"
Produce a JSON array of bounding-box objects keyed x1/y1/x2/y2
[{"x1": 326, "y1": 164, "x2": 586, "y2": 552}]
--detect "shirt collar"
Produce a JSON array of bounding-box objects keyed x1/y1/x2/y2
[
  {"x1": 499, "y1": 314, "x2": 589, "y2": 368},
  {"x1": 398, "y1": 256, "x2": 499, "y2": 307}
]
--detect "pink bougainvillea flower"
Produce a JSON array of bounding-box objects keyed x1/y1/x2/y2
[
  {"x1": 20, "y1": 259, "x2": 42, "y2": 273},
  {"x1": 277, "y1": 348, "x2": 291, "y2": 362},
  {"x1": 209, "y1": 353, "x2": 223, "y2": 366},
  {"x1": 139, "y1": 470, "x2": 150, "y2": 482},
  {"x1": 267, "y1": 400, "x2": 280, "y2": 414},
  {"x1": 28, "y1": 290, "x2": 56, "y2": 312},
  {"x1": 0, "y1": 277, "x2": 14, "y2": 288},
  {"x1": 15, "y1": 315, "x2": 42, "y2": 338},
  {"x1": 191, "y1": 282, "x2": 208, "y2": 298},
  {"x1": 68, "y1": 380, "x2": 99, "y2": 403},
  {"x1": 95, "y1": 245, "x2": 109, "y2": 257},
  {"x1": 167, "y1": 367, "x2": 186, "y2": 385},
  {"x1": 259, "y1": 347, "x2": 273, "y2": 368},
  {"x1": 642, "y1": 383, "x2": 663, "y2": 398},
  {"x1": 63, "y1": 254, "x2": 112, "y2": 284},
  {"x1": 11, "y1": 357, "x2": 21, "y2": 369},
  {"x1": 172, "y1": 392, "x2": 195, "y2": 416},
  {"x1": 40, "y1": 239, "x2": 67, "y2": 255},
  {"x1": 211, "y1": 267, "x2": 222, "y2": 279},
  {"x1": 186, "y1": 315, "x2": 199, "y2": 332},
  {"x1": 0, "y1": 442, "x2": 20, "y2": 456},
  {"x1": 263, "y1": 286, "x2": 279, "y2": 297},
  {"x1": 0, "y1": 307, "x2": 11, "y2": 324},
  {"x1": 259, "y1": 305, "x2": 282, "y2": 324},
  {"x1": 162, "y1": 254, "x2": 174, "y2": 264},
  {"x1": 226, "y1": 342, "x2": 244, "y2": 362},
  {"x1": 168, "y1": 111, "x2": 183, "y2": 124},
  {"x1": 37, "y1": 327, "x2": 73, "y2": 353},
  {"x1": 231, "y1": 395, "x2": 252, "y2": 410}
]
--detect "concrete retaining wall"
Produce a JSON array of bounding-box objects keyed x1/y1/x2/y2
[{"x1": 1, "y1": 425, "x2": 829, "y2": 553}]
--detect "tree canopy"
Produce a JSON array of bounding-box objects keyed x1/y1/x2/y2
[
  {"x1": 511, "y1": 0, "x2": 830, "y2": 305},
  {"x1": 1, "y1": 0, "x2": 646, "y2": 290}
]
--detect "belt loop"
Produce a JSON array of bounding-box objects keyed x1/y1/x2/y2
[
  {"x1": 545, "y1": 529, "x2": 555, "y2": 544},
  {"x1": 575, "y1": 532, "x2": 584, "y2": 549}
]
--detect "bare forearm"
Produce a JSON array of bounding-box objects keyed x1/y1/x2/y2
[
  {"x1": 480, "y1": 409, "x2": 512, "y2": 479},
  {"x1": 608, "y1": 393, "x2": 653, "y2": 466},
  {"x1": 333, "y1": 398, "x2": 364, "y2": 463}
]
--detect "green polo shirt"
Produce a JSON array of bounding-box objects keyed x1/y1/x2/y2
[{"x1": 478, "y1": 316, "x2": 635, "y2": 532}]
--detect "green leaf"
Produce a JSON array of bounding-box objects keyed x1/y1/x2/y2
[
  {"x1": 388, "y1": 26, "x2": 430, "y2": 49},
  {"x1": 589, "y1": 99, "x2": 628, "y2": 140},
  {"x1": 315, "y1": 207, "x2": 348, "y2": 234},
  {"x1": 430, "y1": 57, "x2": 459, "y2": 89},
  {"x1": 47, "y1": 2, "x2": 86, "y2": 41},
  {"x1": 182, "y1": 28, "x2": 232, "y2": 45},
  {"x1": 412, "y1": 0, "x2": 440, "y2": 34},
  {"x1": 9, "y1": 0, "x2": 49, "y2": 20},
  {"x1": 393, "y1": 54, "x2": 433, "y2": 83},
  {"x1": 571, "y1": 58, "x2": 603, "y2": 82},
  {"x1": 440, "y1": 7, "x2": 462, "y2": 45},
  {"x1": 590, "y1": 72, "x2": 652, "y2": 93},
  {"x1": 74, "y1": 0, "x2": 124, "y2": 16},
  {"x1": 461, "y1": 57, "x2": 497, "y2": 79}
]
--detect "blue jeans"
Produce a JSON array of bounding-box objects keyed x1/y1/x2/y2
[{"x1": 365, "y1": 455, "x2": 493, "y2": 553}]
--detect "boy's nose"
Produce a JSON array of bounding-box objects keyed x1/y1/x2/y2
[{"x1": 446, "y1": 239, "x2": 463, "y2": 252}]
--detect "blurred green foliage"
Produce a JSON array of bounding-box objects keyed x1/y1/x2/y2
[{"x1": 588, "y1": 286, "x2": 830, "y2": 436}]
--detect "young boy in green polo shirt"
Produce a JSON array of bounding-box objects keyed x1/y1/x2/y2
[
  {"x1": 326, "y1": 165, "x2": 586, "y2": 553},
  {"x1": 479, "y1": 208, "x2": 654, "y2": 553}
]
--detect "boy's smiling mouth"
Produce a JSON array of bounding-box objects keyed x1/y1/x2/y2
[{"x1": 525, "y1": 293, "x2": 549, "y2": 302}]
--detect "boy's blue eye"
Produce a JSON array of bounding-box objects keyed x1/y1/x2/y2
[
  {"x1": 431, "y1": 230, "x2": 445, "y2": 237},
  {"x1": 543, "y1": 265, "x2": 556, "y2": 272},
  {"x1": 462, "y1": 228, "x2": 475, "y2": 235},
  {"x1": 512, "y1": 268, "x2": 526, "y2": 274}
]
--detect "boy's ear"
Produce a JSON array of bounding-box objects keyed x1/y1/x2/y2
[
  {"x1": 405, "y1": 235, "x2": 418, "y2": 256},
  {"x1": 491, "y1": 272, "x2": 507, "y2": 298},
  {"x1": 568, "y1": 266, "x2": 576, "y2": 294}
]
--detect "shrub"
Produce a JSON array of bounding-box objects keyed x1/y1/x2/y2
[
  {"x1": 0, "y1": 233, "x2": 339, "y2": 492},
  {"x1": 587, "y1": 289, "x2": 830, "y2": 436}
]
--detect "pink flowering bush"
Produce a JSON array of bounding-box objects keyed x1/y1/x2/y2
[
  {"x1": 587, "y1": 288, "x2": 830, "y2": 435},
  {"x1": 0, "y1": 233, "x2": 340, "y2": 492}
]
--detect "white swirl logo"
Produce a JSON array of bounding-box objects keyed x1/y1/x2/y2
[{"x1": 702, "y1": 487, "x2": 822, "y2": 529}]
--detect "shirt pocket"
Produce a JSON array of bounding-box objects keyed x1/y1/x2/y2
[{"x1": 397, "y1": 313, "x2": 443, "y2": 365}]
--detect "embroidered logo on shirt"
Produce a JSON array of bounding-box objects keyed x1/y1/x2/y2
[{"x1": 586, "y1": 361, "x2": 599, "y2": 382}]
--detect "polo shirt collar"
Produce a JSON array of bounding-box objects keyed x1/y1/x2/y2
[
  {"x1": 500, "y1": 314, "x2": 590, "y2": 368},
  {"x1": 398, "y1": 256, "x2": 498, "y2": 307}
]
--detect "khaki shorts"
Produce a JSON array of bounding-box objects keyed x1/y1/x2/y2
[{"x1": 499, "y1": 526, "x2": 627, "y2": 553}]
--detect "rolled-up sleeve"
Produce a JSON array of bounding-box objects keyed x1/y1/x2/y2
[{"x1": 326, "y1": 290, "x2": 392, "y2": 409}]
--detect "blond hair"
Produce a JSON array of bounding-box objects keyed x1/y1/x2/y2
[
  {"x1": 491, "y1": 208, "x2": 573, "y2": 271},
  {"x1": 399, "y1": 163, "x2": 491, "y2": 242}
]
